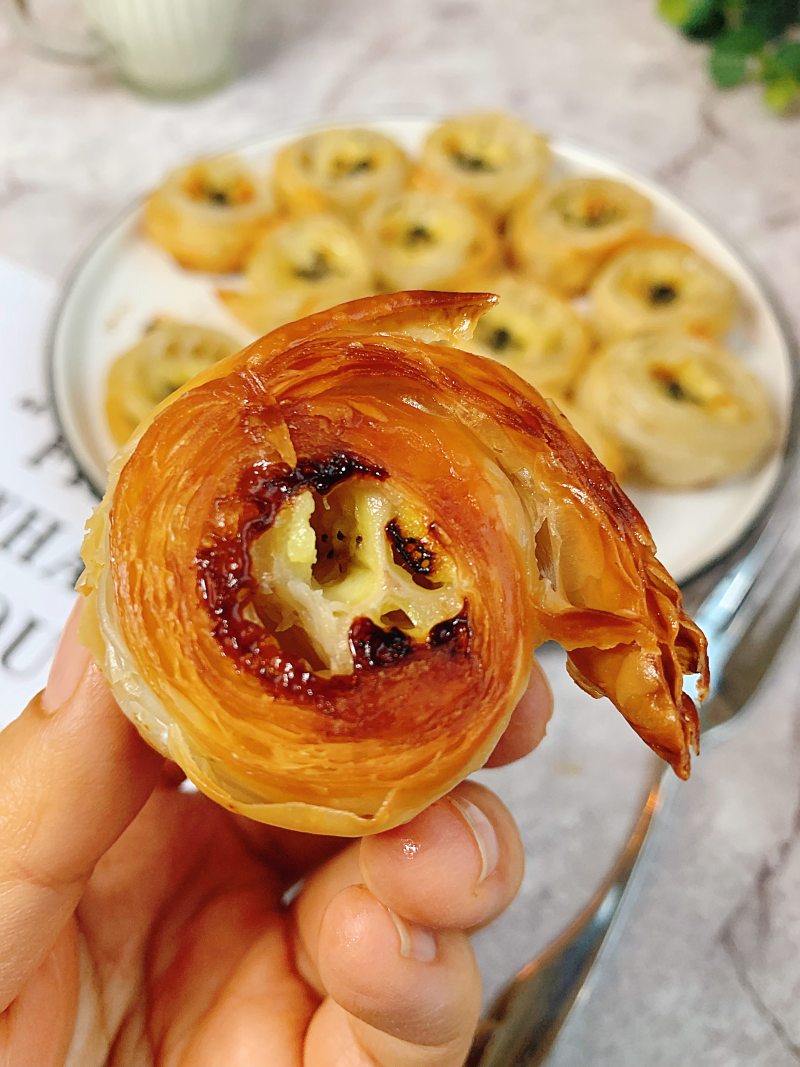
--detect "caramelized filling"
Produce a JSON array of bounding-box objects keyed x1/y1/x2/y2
[{"x1": 195, "y1": 453, "x2": 470, "y2": 703}]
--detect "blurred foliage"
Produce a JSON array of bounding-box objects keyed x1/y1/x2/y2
[{"x1": 659, "y1": 0, "x2": 800, "y2": 113}]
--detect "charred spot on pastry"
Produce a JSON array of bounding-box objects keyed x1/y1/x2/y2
[
  {"x1": 405, "y1": 225, "x2": 434, "y2": 246},
  {"x1": 349, "y1": 604, "x2": 471, "y2": 673},
  {"x1": 428, "y1": 606, "x2": 471, "y2": 655},
  {"x1": 207, "y1": 188, "x2": 231, "y2": 206},
  {"x1": 333, "y1": 156, "x2": 373, "y2": 177},
  {"x1": 349, "y1": 617, "x2": 413, "y2": 670},
  {"x1": 649, "y1": 282, "x2": 678, "y2": 305},
  {"x1": 386, "y1": 519, "x2": 434, "y2": 576},
  {"x1": 453, "y1": 150, "x2": 493, "y2": 172},
  {"x1": 195, "y1": 453, "x2": 387, "y2": 685},
  {"x1": 479, "y1": 324, "x2": 515, "y2": 354},
  {"x1": 665, "y1": 379, "x2": 687, "y2": 401},
  {"x1": 651, "y1": 367, "x2": 692, "y2": 404},
  {"x1": 295, "y1": 251, "x2": 333, "y2": 282}
]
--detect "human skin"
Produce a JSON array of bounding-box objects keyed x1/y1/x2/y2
[{"x1": 0, "y1": 602, "x2": 552, "y2": 1067}]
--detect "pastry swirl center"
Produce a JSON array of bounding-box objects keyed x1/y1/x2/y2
[{"x1": 195, "y1": 453, "x2": 469, "y2": 700}]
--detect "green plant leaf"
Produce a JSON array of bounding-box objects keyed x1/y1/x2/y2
[
  {"x1": 720, "y1": 24, "x2": 769, "y2": 52},
  {"x1": 763, "y1": 73, "x2": 800, "y2": 112},
  {"x1": 709, "y1": 26, "x2": 766, "y2": 85},
  {"x1": 710, "y1": 46, "x2": 748, "y2": 85},
  {"x1": 742, "y1": 0, "x2": 798, "y2": 39},
  {"x1": 659, "y1": 0, "x2": 691, "y2": 23},
  {"x1": 659, "y1": 0, "x2": 725, "y2": 35},
  {"x1": 773, "y1": 40, "x2": 800, "y2": 77},
  {"x1": 658, "y1": 0, "x2": 800, "y2": 112}
]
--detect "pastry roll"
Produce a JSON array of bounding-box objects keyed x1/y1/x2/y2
[
  {"x1": 105, "y1": 319, "x2": 239, "y2": 445},
  {"x1": 576, "y1": 332, "x2": 776, "y2": 487},
  {"x1": 590, "y1": 236, "x2": 738, "y2": 341},
  {"x1": 272, "y1": 127, "x2": 410, "y2": 219},
  {"x1": 363, "y1": 191, "x2": 499, "y2": 291},
  {"x1": 463, "y1": 275, "x2": 591, "y2": 397},
  {"x1": 417, "y1": 111, "x2": 551, "y2": 223},
  {"x1": 508, "y1": 176, "x2": 652, "y2": 296},
  {"x1": 218, "y1": 214, "x2": 373, "y2": 336},
  {"x1": 144, "y1": 155, "x2": 273, "y2": 273},
  {"x1": 80, "y1": 292, "x2": 706, "y2": 836}
]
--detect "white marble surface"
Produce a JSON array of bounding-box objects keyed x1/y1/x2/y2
[{"x1": 3, "y1": 1, "x2": 800, "y2": 1064}]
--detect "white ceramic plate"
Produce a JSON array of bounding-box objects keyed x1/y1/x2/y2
[{"x1": 48, "y1": 117, "x2": 796, "y2": 585}]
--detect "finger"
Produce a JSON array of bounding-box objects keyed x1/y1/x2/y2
[
  {"x1": 305, "y1": 884, "x2": 480, "y2": 1067},
  {"x1": 361, "y1": 781, "x2": 524, "y2": 931},
  {"x1": 293, "y1": 776, "x2": 523, "y2": 1000},
  {"x1": 291, "y1": 843, "x2": 362, "y2": 994},
  {"x1": 0, "y1": 601, "x2": 162, "y2": 1011},
  {"x1": 484, "y1": 658, "x2": 553, "y2": 768}
]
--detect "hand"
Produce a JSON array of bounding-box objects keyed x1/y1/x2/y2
[{"x1": 0, "y1": 603, "x2": 552, "y2": 1067}]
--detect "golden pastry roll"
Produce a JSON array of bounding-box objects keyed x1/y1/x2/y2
[
  {"x1": 272, "y1": 127, "x2": 410, "y2": 219},
  {"x1": 590, "y1": 236, "x2": 738, "y2": 341},
  {"x1": 144, "y1": 155, "x2": 273, "y2": 273},
  {"x1": 416, "y1": 111, "x2": 551, "y2": 224},
  {"x1": 80, "y1": 292, "x2": 707, "y2": 837},
  {"x1": 508, "y1": 176, "x2": 652, "y2": 296},
  {"x1": 463, "y1": 274, "x2": 592, "y2": 397},
  {"x1": 575, "y1": 332, "x2": 777, "y2": 487},
  {"x1": 105, "y1": 319, "x2": 240, "y2": 445},
  {"x1": 218, "y1": 213, "x2": 374, "y2": 336},
  {"x1": 363, "y1": 190, "x2": 500, "y2": 291}
]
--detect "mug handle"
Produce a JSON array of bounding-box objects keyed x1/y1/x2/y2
[{"x1": 4, "y1": 0, "x2": 107, "y2": 63}]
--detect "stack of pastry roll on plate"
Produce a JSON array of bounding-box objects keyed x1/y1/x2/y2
[{"x1": 109, "y1": 112, "x2": 777, "y2": 492}]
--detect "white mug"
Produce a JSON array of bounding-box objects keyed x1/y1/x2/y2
[{"x1": 4, "y1": 0, "x2": 250, "y2": 98}]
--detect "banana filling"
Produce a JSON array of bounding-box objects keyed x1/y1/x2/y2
[
  {"x1": 196, "y1": 456, "x2": 468, "y2": 691},
  {"x1": 182, "y1": 165, "x2": 256, "y2": 208},
  {"x1": 446, "y1": 134, "x2": 511, "y2": 172},
  {"x1": 558, "y1": 195, "x2": 620, "y2": 229},
  {"x1": 474, "y1": 311, "x2": 559, "y2": 360},
  {"x1": 251, "y1": 483, "x2": 463, "y2": 674},
  {"x1": 651, "y1": 360, "x2": 745, "y2": 419},
  {"x1": 305, "y1": 136, "x2": 380, "y2": 183}
]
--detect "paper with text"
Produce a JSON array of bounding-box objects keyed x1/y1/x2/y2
[{"x1": 0, "y1": 261, "x2": 96, "y2": 726}]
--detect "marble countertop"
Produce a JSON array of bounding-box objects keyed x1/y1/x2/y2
[{"x1": 3, "y1": 1, "x2": 800, "y2": 1064}]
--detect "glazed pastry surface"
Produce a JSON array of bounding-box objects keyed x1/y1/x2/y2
[{"x1": 81, "y1": 292, "x2": 707, "y2": 835}]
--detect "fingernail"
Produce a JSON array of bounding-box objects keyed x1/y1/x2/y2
[
  {"x1": 449, "y1": 794, "x2": 500, "y2": 884},
  {"x1": 387, "y1": 908, "x2": 437, "y2": 963},
  {"x1": 42, "y1": 601, "x2": 91, "y2": 715}
]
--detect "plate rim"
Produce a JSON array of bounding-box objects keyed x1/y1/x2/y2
[{"x1": 46, "y1": 113, "x2": 800, "y2": 591}]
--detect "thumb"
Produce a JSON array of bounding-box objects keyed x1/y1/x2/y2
[{"x1": 0, "y1": 600, "x2": 162, "y2": 1011}]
